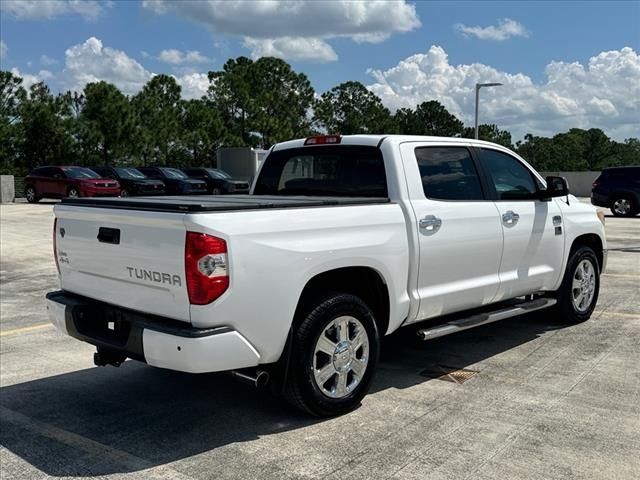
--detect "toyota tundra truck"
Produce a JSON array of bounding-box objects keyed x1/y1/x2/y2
[{"x1": 46, "y1": 135, "x2": 607, "y2": 416}]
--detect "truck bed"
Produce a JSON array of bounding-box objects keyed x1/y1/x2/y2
[{"x1": 60, "y1": 195, "x2": 390, "y2": 213}]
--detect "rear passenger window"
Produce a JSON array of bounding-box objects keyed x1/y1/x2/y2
[{"x1": 415, "y1": 147, "x2": 484, "y2": 201}]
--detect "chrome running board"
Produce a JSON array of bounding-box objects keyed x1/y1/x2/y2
[{"x1": 417, "y1": 298, "x2": 557, "y2": 341}]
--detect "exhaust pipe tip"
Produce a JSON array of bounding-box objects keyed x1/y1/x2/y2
[
  {"x1": 231, "y1": 369, "x2": 270, "y2": 389},
  {"x1": 255, "y1": 370, "x2": 270, "y2": 389}
]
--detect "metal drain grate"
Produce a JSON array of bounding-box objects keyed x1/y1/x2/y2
[{"x1": 419, "y1": 365, "x2": 479, "y2": 384}]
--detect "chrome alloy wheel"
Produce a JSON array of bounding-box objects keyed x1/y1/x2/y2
[
  {"x1": 613, "y1": 198, "x2": 631, "y2": 215},
  {"x1": 25, "y1": 187, "x2": 35, "y2": 202},
  {"x1": 572, "y1": 259, "x2": 596, "y2": 312},
  {"x1": 312, "y1": 316, "x2": 370, "y2": 399}
]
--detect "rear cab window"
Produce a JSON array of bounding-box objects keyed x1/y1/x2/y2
[{"x1": 254, "y1": 145, "x2": 388, "y2": 197}]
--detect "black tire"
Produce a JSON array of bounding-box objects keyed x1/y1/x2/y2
[
  {"x1": 120, "y1": 188, "x2": 129, "y2": 197},
  {"x1": 212, "y1": 187, "x2": 222, "y2": 195},
  {"x1": 610, "y1": 195, "x2": 637, "y2": 217},
  {"x1": 25, "y1": 185, "x2": 39, "y2": 203},
  {"x1": 283, "y1": 293, "x2": 380, "y2": 417},
  {"x1": 552, "y1": 246, "x2": 600, "y2": 324},
  {"x1": 67, "y1": 187, "x2": 80, "y2": 198}
]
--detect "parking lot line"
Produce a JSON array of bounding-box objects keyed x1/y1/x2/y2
[
  {"x1": 0, "y1": 323, "x2": 53, "y2": 337},
  {"x1": 602, "y1": 273, "x2": 640, "y2": 279},
  {"x1": 595, "y1": 311, "x2": 640, "y2": 319}
]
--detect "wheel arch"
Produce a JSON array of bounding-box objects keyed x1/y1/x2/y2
[
  {"x1": 569, "y1": 233, "x2": 604, "y2": 272},
  {"x1": 293, "y1": 266, "x2": 391, "y2": 338},
  {"x1": 609, "y1": 190, "x2": 639, "y2": 208}
]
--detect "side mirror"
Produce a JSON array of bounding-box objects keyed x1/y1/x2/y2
[{"x1": 543, "y1": 176, "x2": 569, "y2": 198}]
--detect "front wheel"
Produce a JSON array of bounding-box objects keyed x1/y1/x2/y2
[
  {"x1": 284, "y1": 293, "x2": 380, "y2": 417},
  {"x1": 67, "y1": 187, "x2": 80, "y2": 198},
  {"x1": 120, "y1": 188, "x2": 129, "y2": 197},
  {"x1": 212, "y1": 187, "x2": 222, "y2": 195},
  {"x1": 552, "y1": 246, "x2": 600, "y2": 323}
]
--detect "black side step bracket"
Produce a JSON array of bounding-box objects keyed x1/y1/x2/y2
[{"x1": 417, "y1": 298, "x2": 557, "y2": 341}]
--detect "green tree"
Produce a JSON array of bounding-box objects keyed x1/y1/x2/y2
[
  {"x1": 19, "y1": 82, "x2": 75, "y2": 171},
  {"x1": 132, "y1": 74, "x2": 181, "y2": 164},
  {"x1": 516, "y1": 134, "x2": 554, "y2": 170},
  {"x1": 207, "y1": 56, "x2": 254, "y2": 145},
  {"x1": 314, "y1": 81, "x2": 393, "y2": 135},
  {"x1": 394, "y1": 101, "x2": 464, "y2": 136},
  {"x1": 178, "y1": 99, "x2": 227, "y2": 166},
  {"x1": 613, "y1": 138, "x2": 640, "y2": 167},
  {"x1": 0, "y1": 71, "x2": 27, "y2": 173},
  {"x1": 249, "y1": 57, "x2": 315, "y2": 147},
  {"x1": 208, "y1": 56, "x2": 315, "y2": 148},
  {"x1": 76, "y1": 81, "x2": 133, "y2": 165},
  {"x1": 463, "y1": 124, "x2": 513, "y2": 148}
]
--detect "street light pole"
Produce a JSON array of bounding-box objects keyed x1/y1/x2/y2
[{"x1": 474, "y1": 82, "x2": 503, "y2": 139}]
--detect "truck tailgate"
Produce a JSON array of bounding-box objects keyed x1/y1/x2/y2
[{"x1": 54, "y1": 205, "x2": 190, "y2": 322}]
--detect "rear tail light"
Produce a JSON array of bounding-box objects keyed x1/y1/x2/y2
[
  {"x1": 304, "y1": 135, "x2": 341, "y2": 145},
  {"x1": 53, "y1": 218, "x2": 60, "y2": 275},
  {"x1": 185, "y1": 232, "x2": 229, "y2": 304}
]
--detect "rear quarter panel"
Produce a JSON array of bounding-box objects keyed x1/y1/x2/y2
[{"x1": 185, "y1": 203, "x2": 410, "y2": 363}]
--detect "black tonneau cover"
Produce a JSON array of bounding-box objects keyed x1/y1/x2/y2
[{"x1": 60, "y1": 195, "x2": 390, "y2": 213}]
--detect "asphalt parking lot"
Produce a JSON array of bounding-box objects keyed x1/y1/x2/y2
[{"x1": 1, "y1": 200, "x2": 639, "y2": 480}]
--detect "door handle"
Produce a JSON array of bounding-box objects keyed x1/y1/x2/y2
[
  {"x1": 97, "y1": 227, "x2": 120, "y2": 245},
  {"x1": 502, "y1": 210, "x2": 520, "y2": 225},
  {"x1": 419, "y1": 215, "x2": 442, "y2": 231}
]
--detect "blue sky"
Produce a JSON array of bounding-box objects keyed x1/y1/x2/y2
[{"x1": 1, "y1": 1, "x2": 639, "y2": 141}]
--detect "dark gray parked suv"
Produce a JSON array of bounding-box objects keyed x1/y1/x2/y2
[{"x1": 591, "y1": 166, "x2": 640, "y2": 217}]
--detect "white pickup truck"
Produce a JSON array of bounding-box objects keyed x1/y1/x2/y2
[{"x1": 47, "y1": 135, "x2": 607, "y2": 416}]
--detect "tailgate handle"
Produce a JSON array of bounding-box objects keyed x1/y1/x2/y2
[{"x1": 97, "y1": 227, "x2": 120, "y2": 245}]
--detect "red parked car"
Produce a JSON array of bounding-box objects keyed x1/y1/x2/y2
[{"x1": 24, "y1": 166, "x2": 121, "y2": 203}]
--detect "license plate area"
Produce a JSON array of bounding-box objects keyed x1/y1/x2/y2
[{"x1": 72, "y1": 305, "x2": 132, "y2": 347}]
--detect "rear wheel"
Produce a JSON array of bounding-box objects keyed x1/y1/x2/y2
[
  {"x1": 120, "y1": 188, "x2": 129, "y2": 197},
  {"x1": 67, "y1": 187, "x2": 80, "y2": 198},
  {"x1": 553, "y1": 246, "x2": 600, "y2": 323},
  {"x1": 611, "y1": 195, "x2": 636, "y2": 217},
  {"x1": 25, "y1": 186, "x2": 39, "y2": 203},
  {"x1": 283, "y1": 293, "x2": 379, "y2": 417},
  {"x1": 212, "y1": 187, "x2": 222, "y2": 195}
]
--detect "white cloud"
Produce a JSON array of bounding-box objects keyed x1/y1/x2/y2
[
  {"x1": 59, "y1": 37, "x2": 209, "y2": 99},
  {"x1": 157, "y1": 49, "x2": 211, "y2": 65},
  {"x1": 243, "y1": 37, "x2": 337, "y2": 62},
  {"x1": 455, "y1": 18, "x2": 529, "y2": 41},
  {"x1": 40, "y1": 54, "x2": 58, "y2": 66},
  {"x1": 0, "y1": 0, "x2": 110, "y2": 21},
  {"x1": 0, "y1": 40, "x2": 7, "y2": 60},
  {"x1": 178, "y1": 73, "x2": 209, "y2": 99},
  {"x1": 367, "y1": 45, "x2": 640, "y2": 141},
  {"x1": 10, "y1": 68, "x2": 53, "y2": 91},
  {"x1": 142, "y1": 0, "x2": 420, "y2": 62},
  {"x1": 63, "y1": 37, "x2": 151, "y2": 94}
]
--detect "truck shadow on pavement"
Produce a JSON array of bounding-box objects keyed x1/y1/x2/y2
[{"x1": 0, "y1": 312, "x2": 564, "y2": 477}]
